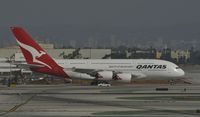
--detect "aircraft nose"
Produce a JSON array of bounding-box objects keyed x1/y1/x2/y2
[
  {"x1": 178, "y1": 69, "x2": 185, "y2": 77},
  {"x1": 174, "y1": 67, "x2": 185, "y2": 77}
]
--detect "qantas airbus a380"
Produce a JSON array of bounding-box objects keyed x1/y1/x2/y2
[{"x1": 11, "y1": 27, "x2": 185, "y2": 84}]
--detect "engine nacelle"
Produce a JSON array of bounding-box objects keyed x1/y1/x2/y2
[
  {"x1": 114, "y1": 73, "x2": 132, "y2": 83},
  {"x1": 95, "y1": 71, "x2": 113, "y2": 80}
]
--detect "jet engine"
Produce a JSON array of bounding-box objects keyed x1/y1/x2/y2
[
  {"x1": 95, "y1": 71, "x2": 113, "y2": 80},
  {"x1": 113, "y1": 73, "x2": 132, "y2": 83}
]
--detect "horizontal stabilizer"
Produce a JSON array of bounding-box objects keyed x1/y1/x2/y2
[{"x1": 13, "y1": 63, "x2": 46, "y2": 68}]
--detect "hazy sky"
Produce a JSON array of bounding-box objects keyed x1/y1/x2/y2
[
  {"x1": 1, "y1": 0, "x2": 200, "y2": 48},
  {"x1": 1, "y1": 0, "x2": 200, "y2": 28}
]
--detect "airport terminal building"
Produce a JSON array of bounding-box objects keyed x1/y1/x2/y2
[{"x1": 0, "y1": 43, "x2": 111, "y2": 59}]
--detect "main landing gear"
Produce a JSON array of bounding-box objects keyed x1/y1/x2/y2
[{"x1": 168, "y1": 79, "x2": 176, "y2": 85}]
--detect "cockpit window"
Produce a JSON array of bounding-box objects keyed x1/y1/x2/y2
[{"x1": 176, "y1": 67, "x2": 180, "y2": 69}]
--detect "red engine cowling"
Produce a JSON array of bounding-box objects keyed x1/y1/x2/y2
[
  {"x1": 95, "y1": 71, "x2": 113, "y2": 80},
  {"x1": 114, "y1": 73, "x2": 132, "y2": 83}
]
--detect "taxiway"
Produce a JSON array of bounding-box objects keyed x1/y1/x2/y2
[{"x1": 0, "y1": 84, "x2": 200, "y2": 117}]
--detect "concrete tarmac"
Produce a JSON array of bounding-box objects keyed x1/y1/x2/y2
[{"x1": 0, "y1": 84, "x2": 200, "y2": 117}]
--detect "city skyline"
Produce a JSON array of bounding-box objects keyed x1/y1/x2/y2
[{"x1": 2, "y1": 29, "x2": 199, "y2": 50}]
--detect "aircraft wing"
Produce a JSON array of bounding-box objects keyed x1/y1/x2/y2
[
  {"x1": 73, "y1": 68, "x2": 97, "y2": 73},
  {"x1": 130, "y1": 72, "x2": 147, "y2": 79},
  {"x1": 64, "y1": 67, "x2": 146, "y2": 82}
]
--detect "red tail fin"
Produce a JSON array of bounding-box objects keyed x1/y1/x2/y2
[{"x1": 11, "y1": 27, "x2": 67, "y2": 77}]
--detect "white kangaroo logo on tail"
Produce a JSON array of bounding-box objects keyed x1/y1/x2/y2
[{"x1": 16, "y1": 40, "x2": 52, "y2": 69}]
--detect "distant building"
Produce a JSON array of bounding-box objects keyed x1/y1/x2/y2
[
  {"x1": 128, "y1": 48, "x2": 156, "y2": 59},
  {"x1": 156, "y1": 51, "x2": 162, "y2": 59},
  {"x1": 159, "y1": 48, "x2": 190, "y2": 64},
  {"x1": 171, "y1": 50, "x2": 190, "y2": 64},
  {"x1": 0, "y1": 43, "x2": 111, "y2": 59}
]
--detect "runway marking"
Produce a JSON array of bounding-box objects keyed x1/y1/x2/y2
[
  {"x1": 0, "y1": 94, "x2": 36, "y2": 116},
  {"x1": 93, "y1": 109, "x2": 200, "y2": 116}
]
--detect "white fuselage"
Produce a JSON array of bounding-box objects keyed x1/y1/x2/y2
[{"x1": 55, "y1": 59, "x2": 185, "y2": 79}]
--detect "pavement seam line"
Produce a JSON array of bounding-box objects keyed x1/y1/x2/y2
[{"x1": 0, "y1": 94, "x2": 36, "y2": 116}]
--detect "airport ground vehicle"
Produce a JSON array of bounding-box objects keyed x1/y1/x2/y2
[{"x1": 98, "y1": 82, "x2": 111, "y2": 87}]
